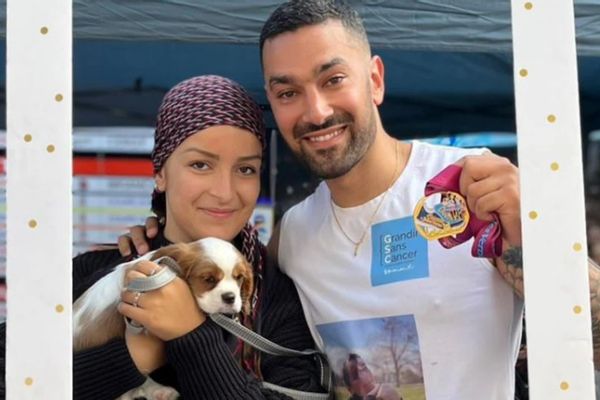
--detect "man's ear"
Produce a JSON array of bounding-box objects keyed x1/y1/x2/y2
[
  {"x1": 370, "y1": 55, "x2": 385, "y2": 106},
  {"x1": 155, "y1": 167, "x2": 167, "y2": 192}
]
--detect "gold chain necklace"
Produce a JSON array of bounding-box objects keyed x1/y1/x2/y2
[{"x1": 330, "y1": 141, "x2": 400, "y2": 256}]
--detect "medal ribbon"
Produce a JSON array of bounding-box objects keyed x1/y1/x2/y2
[{"x1": 425, "y1": 164, "x2": 503, "y2": 258}]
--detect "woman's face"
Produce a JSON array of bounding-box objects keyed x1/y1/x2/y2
[{"x1": 155, "y1": 125, "x2": 262, "y2": 243}]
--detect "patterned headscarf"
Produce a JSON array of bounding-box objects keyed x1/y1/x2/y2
[
  {"x1": 150, "y1": 75, "x2": 266, "y2": 221},
  {"x1": 152, "y1": 74, "x2": 265, "y2": 173}
]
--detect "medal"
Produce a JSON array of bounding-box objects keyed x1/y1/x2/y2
[{"x1": 413, "y1": 191, "x2": 470, "y2": 241}]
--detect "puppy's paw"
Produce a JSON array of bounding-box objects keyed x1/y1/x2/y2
[
  {"x1": 118, "y1": 377, "x2": 179, "y2": 400},
  {"x1": 151, "y1": 386, "x2": 180, "y2": 400},
  {"x1": 143, "y1": 377, "x2": 179, "y2": 400}
]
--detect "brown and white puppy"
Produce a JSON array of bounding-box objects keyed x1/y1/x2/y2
[{"x1": 73, "y1": 237, "x2": 254, "y2": 400}]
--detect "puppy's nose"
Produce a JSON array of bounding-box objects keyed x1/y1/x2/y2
[{"x1": 221, "y1": 292, "x2": 236, "y2": 304}]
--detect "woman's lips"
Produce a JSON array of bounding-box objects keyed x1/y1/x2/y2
[{"x1": 201, "y1": 208, "x2": 236, "y2": 219}]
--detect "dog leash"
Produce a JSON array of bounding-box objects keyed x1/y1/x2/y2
[
  {"x1": 124, "y1": 256, "x2": 182, "y2": 334},
  {"x1": 127, "y1": 256, "x2": 181, "y2": 292},
  {"x1": 424, "y1": 164, "x2": 503, "y2": 258},
  {"x1": 125, "y1": 257, "x2": 333, "y2": 400},
  {"x1": 209, "y1": 313, "x2": 332, "y2": 400}
]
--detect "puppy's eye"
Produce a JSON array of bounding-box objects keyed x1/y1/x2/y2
[
  {"x1": 204, "y1": 276, "x2": 216, "y2": 284},
  {"x1": 234, "y1": 275, "x2": 244, "y2": 283}
]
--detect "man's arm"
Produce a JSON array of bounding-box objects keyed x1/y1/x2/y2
[
  {"x1": 588, "y1": 258, "x2": 600, "y2": 366},
  {"x1": 497, "y1": 248, "x2": 600, "y2": 366},
  {"x1": 495, "y1": 243, "x2": 524, "y2": 298}
]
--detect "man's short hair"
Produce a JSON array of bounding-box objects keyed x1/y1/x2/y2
[{"x1": 259, "y1": 0, "x2": 369, "y2": 63}]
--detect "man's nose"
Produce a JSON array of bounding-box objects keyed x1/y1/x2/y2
[{"x1": 302, "y1": 88, "x2": 333, "y2": 127}]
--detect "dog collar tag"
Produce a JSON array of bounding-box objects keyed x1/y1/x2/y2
[{"x1": 413, "y1": 190, "x2": 470, "y2": 241}]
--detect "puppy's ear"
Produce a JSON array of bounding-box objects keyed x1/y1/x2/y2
[
  {"x1": 240, "y1": 259, "x2": 254, "y2": 316},
  {"x1": 150, "y1": 242, "x2": 188, "y2": 263},
  {"x1": 154, "y1": 242, "x2": 210, "y2": 281}
]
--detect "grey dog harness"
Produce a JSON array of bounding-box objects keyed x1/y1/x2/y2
[{"x1": 124, "y1": 256, "x2": 332, "y2": 400}]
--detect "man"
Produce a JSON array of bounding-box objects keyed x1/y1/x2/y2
[
  {"x1": 261, "y1": 2, "x2": 522, "y2": 398},
  {"x1": 124, "y1": 1, "x2": 600, "y2": 398}
]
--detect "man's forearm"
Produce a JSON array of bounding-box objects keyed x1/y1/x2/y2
[
  {"x1": 587, "y1": 258, "x2": 600, "y2": 366},
  {"x1": 498, "y1": 248, "x2": 600, "y2": 367},
  {"x1": 496, "y1": 245, "x2": 525, "y2": 299}
]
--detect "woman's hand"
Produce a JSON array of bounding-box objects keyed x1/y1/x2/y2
[
  {"x1": 125, "y1": 329, "x2": 166, "y2": 375},
  {"x1": 118, "y1": 260, "x2": 206, "y2": 341}
]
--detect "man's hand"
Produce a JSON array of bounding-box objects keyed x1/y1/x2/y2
[
  {"x1": 118, "y1": 260, "x2": 205, "y2": 341},
  {"x1": 456, "y1": 153, "x2": 524, "y2": 297},
  {"x1": 457, "y1": 153, "x2": 522, "y2": 248},
  {"x1": 118, "y1": 216, "x2": 161, "y2": 257}
]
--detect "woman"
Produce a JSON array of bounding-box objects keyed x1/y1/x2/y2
[
  {"x1": 0, "y1": 75, "x2": 324, "y2": 400},
  {"x1": 342, "y1": 354, "x2": 402, "y2": 400}
]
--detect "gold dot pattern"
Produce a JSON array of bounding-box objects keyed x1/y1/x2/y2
[
  {"x1": 28, "y1": 219, "x2": 37, "y2": 228},
  {"x1": 24, "y1": 377, "x2": 33, "y2": 386},
  {"x1": 550, "y1": 162, "x2": 559, "y2": 171},
  {"x1": 547, "y1": 114, "x2": 556, "y2": 123},
  {"x1": 55, "y1": 94, "x2": 63, "y2": 102},
  {"x1": 573, "y1": 305, "x2": 582, "y2": 314},
  {"x1": 524, "y1": 2, "x2": 533, "y2": 10},
  {"x1": 24, "y1": 134, "x2": 32, "y2": 143},
  {"x1": 40, "y1": 27, "x2": 48, "y2": 35},
  {"x1": 573, "y1": 242, "x2": 582, "y2": 252},
  {"x1": 528, "y1": 211, "x2": 538, "y2": 220},
  {"x1": 560, "y1": 381, "x2": 569, "y2": 391},
  {"x1": 47, "y1": 144, "x2": 56, "y2": 153},
  {"x1": 55, "y1": 304, "x2": 64, "y2": 313},
  {"x1": 519, "y1": 69, "x2": 528, "y2": 77}
]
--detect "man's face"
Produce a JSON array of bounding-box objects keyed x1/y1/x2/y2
[{"x1": 262, "y1": 20, "x2": 384, "y2": 179}]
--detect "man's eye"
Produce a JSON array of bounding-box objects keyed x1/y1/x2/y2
[
  {"x1": 327, "y1": 76, "x2": 344, "y2": 86},
  {"x1": 278, "y1": 90, "x2": 296, "y2": 99}
]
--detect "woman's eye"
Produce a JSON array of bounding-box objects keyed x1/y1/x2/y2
[
  {"x1": 191, "y1": 161, "x2": 209, "y2": 170},
  {"x1": 239, "y1": 166, "x2": 257, "y2": 175}
]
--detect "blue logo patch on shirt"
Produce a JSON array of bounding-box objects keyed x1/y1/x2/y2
[{"x1": 371, "y1": 217, "x2": 429, "y2": 286}]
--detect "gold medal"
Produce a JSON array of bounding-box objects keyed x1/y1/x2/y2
[{"x1": 413, "y1": 191, "x2": 470, "y2": 240}]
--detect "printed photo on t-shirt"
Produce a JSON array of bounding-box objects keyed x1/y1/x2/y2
[{"x1": 317, "y1": 314, "x2": 426, "y2": 400}]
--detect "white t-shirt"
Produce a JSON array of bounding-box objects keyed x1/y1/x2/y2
[{"x1": 279, "y1": 141, "x2": 523, "y2": 400}]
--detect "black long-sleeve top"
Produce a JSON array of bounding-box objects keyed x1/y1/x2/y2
[{"x1": 0, "y1": 232, "x2": 325, "y2": 399}]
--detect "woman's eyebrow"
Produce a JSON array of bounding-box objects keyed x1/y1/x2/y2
[
  {"x1": 181, "y1": 148, "x2": 261, "y2": 162},
  {"x1": 182, "y1": 148, "x2": 219, "y2": 159},
  {"x1": 238, "y1": 154, "x2": 262, "y2": 162}
]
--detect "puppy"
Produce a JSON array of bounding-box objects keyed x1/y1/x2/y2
[{"x1": 73, "y1": 237, "x2": 254, "y2": 400}]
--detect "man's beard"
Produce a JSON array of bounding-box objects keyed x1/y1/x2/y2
[{"x1": 292, "y1": 110, "x2": 376, "y2": 179}]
